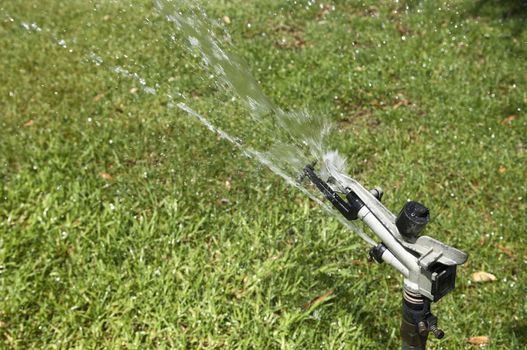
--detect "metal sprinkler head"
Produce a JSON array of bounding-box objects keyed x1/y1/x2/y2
[{"x1": 299, "y1": 163, "x2": 468, "y2": 350}]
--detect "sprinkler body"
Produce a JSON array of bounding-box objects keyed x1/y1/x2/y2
[{"x1": 301, "y1": 164, "x2": 467, "y2": 349}]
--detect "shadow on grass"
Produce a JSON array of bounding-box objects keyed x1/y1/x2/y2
[
  {"x1": 402, "y1": 0, "x2": 527, "y2": 37},
  {"x1": 311, "y1": 270, "x2": 398, "y2": 345},
  {"x1": 471, "y1": 0, "x2": 527, "y2": 36},
  {"x1": 335, "y1": 280, "x2": 395, "y2": 342},
  {"x1": 510, "y1": 319, "x2": 527, "y2": 344}
]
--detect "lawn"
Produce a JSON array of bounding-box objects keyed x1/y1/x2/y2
[{"x1": 0, "y1": 0, "x2": 526, "y2": 349}]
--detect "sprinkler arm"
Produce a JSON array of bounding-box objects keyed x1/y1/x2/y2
[{"x1": 302, "y1": 164, "x2": 468, "y2": 302}]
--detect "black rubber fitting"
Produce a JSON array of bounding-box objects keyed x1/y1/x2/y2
[
  {"x1": 396, "y1": 201, "x2": 430, "y2": 240},
  {"x1": 369, "y1": 243, "x2": 387, "y2": 264}
]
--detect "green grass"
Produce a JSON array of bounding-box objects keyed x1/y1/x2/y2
[{"x1": 1, "y1": 0, "x2": 526, "y2": 349}]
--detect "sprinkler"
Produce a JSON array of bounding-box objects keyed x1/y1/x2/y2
[{"x1": 299, "y1": 163, "x2": 468, "y2": 350}]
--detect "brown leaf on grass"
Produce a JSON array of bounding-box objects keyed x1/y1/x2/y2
[
  {"x1": 303, "y1": 290, "x2": 333, "y2": 310},
  {"x1": 498, "y1": 165, "x2": 507, "y2": 174},
  {"x1": 218, "y1": 198, "x2": 230, "y2": 205},
  {"x1": 99, "y1": 172, "x2": 113, "y2": 180},
  {"x1": 23, "y1": 119, "x2": 34, "y2": 127},
  {"x1": 500, "y1": 115, "x2": 516, "y2": 125},
  {"x1": 497, "y1": 243, "x2": 514, "y2": 259},
  {"x1": 365, "y1": 6, "x2": 379, "y2": 18},
  {"x1": 397, "y1": 23, "x2": 410, "y2": 36},
  {"x1": 93, "y1": 93, "x2": 105, "y2": 102},
  {"x1": 316, "y1": 4, "x2": 333, "y2": 20},
  {"x1": 471, "y1": 271, "x2": 496, "y2": 283},
  {"x1": 479, "y1": 236, "x2": 486, "y2": 246},
  {"x1": 274, "y1": 25, "x2": 306, "y2": 49},
  {"x1": 293, "y1": 37, "x2": 306, "y2": 48},
  {"x1": 393, "y1": 99, "x2": 410, "y2": 109},
  {"x1": 466, "y1": 335, "x2": 490, "y2": 345},
  {"x1": 393, "y1": 93, "x2": 411, "y2": 109}
]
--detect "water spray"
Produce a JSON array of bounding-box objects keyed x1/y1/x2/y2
[
  {"x1": 299, "y1": 162, "x2": 468, "y2": 350},
  {"x1": 157, "y1": 2, "x2": 468, "y2": 347}
]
